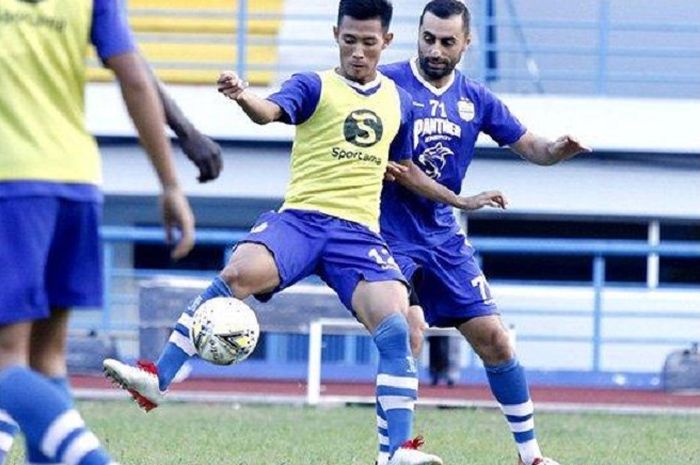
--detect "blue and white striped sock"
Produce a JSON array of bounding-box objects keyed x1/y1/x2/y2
[
  {"x1": 0, "y1": 409, "x2": 19, "y2": 465},
  {"x1": 485, "y1": 358, "x2": 541, "y2": 464},
  {"x1": 375, "y1": 402, "x2": 389, "y2": 465},
  {"x1": 0, "y1": 367, "x2": 117, "y2": 465},
  {"x1": 27, "y1": 377, "x2": 73, "y2": 465},
  {"x1": 156, "y1": 276, "x2": 233, "y2": 391},
  {"x1": 373, "y1": 314, "x2": 418, "y2": 457}
]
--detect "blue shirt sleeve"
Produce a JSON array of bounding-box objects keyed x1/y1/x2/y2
[
  {"x1": 266, "y1": 72, "x2": 322, "y2": 125},
  {"x1": 388, "y1": 87, "x2": 414, "y2": 162},
  {"x1": 91, "y1": 0, "x2": 136, "y2": 62},
  {"x1": 480, "y1": 86, "x2": 527, "y2": 146}
]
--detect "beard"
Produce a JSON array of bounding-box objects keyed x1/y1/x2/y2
[{"x1": 418, "y1": 54, "x2": 456, "y2": 80}]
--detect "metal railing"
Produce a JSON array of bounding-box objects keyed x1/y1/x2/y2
[
  {"x1": 94, "y1": 226, "x2": 700, "y2": 374},
  {"x1": 226, "y1": 0, "x2": 700, "y2": 97}
]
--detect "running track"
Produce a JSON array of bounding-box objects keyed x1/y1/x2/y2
[{"x1": 72, "y1": 375, "x2": 700, "y2": 414}]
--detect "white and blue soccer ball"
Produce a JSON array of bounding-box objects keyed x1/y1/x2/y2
[{"x1": 190, "y1": 297, "x2": 260, "y2": 366}]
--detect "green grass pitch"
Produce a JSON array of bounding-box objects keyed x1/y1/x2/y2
[{"x1": 6, "y1": 401, "x2": 700, "y2": 464}]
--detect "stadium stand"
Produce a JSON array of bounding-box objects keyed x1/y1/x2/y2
[{"x1": 87, "y1": 0, "x2": 283, "y2": 86}]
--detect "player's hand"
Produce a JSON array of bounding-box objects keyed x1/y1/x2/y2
[
  {"x1": 384, "y1": 161, "x2": 408, "y2": 182},
  {"x1": 217, "y1": 71, "x2": 249, "y2": 101},
  {"x1": 457, "y1": 190, "x2": 508, "y2": 211},
  {"x1": 178, "y1": 128, "x2": 223, "y2": 183},
  {"x1": 549, "y1": 135, "x2": 592, "y2": 162},
  {"x1": 160, "y1": 186, "x2": 195, "y2": 260}
]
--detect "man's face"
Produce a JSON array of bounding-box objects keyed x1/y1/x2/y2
[
  {"x1": 334, "y1": 16, "x2": 393, "y2": 84},
  {"x1": 418, "y1": 11, "x2": 470, "y2": 81}
]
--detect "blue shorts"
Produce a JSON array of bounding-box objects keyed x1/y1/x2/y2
[
  {"x1": 238, "y1": 209, "x2": 407, "y2": 312},
  {"x1": 0, "y1": 197, "x2": 103, "y2": 325},
  {"x1": 389, "y1": 234, "x2": 498, "y2": 328}
]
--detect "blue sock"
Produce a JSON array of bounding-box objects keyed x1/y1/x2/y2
[
  {"x1": 375, "y1": 402, "x2": 390, "y2": 465},
  {"x1": 27, "y1": 376, "x2": 73, "y2": 464},
  {"x1": 485, "y1": 358, "x2": 541, "y2": 463},
  {"x1": 373, "y1": 314, "x2": 417, "y2": 456},
  {"x1": 156, "y1": 276, "x2": 233, "y2": 390},
  {"x1": 0, "y1": 367, "x2": 115, "y2": 465},
  {"x1": 0, "y1": 408, "x2": 20, "y2": 465}
]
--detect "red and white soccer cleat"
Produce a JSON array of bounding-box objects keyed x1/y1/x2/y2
[
  {"x1": 518, "y1": 456, "x2": 562, "y2": 465},
  {"x1": 388, "y1": 436, "x2": 443, "y2": 465},
  {"x1": 103, "y1": 359, "x2": 164, "y2": 412}
]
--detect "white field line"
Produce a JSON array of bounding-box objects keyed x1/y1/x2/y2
[{"x1": 74, "y1": 389, "x2": 700, "y2": 416}]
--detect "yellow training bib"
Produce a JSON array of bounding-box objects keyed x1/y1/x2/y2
[{"x1": 282, "y1": 70, "x2": 403, "y2": 232}]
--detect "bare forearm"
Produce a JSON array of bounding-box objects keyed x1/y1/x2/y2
[
  {"x1": 152, "y1": 74, "x2": 194, "y2": 138},
  {"x1": 121, "y1": 81, "x2": 179, "y2": 187},
  {"x1": 513, "y1": 133, "x2": 557, "y2": 165},
  {"x1": 236, "y1": 91, "x2": 282, "y2": 124},
  {"x1": 111, "y1": 55, "x2": 179, "y2": 188},
  {"x1": 396, "y1": 162, "x2": 465, "y2": 209},
  {"x1": 510, "y1": 131, "x2": 590, "y2": 166}
]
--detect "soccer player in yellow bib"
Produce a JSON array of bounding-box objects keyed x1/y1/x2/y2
[
  {"x1": 0, "y1": 1, "x2": 202, "y2": 464},
  {"x1": 102, "y1": 1, "x2": 506, "y2": 464}
]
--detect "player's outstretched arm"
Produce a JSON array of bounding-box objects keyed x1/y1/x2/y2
[
  {"x1": 217, "y1": 71, "x2": 284, "y2": 124},
  {"x1": 143, "y1": 58, "x2": 223, "y2": 183},
  {"x1": 107, "y1": 51, "x2": 196, "y2": 260},
  {"x1": 509, "y1": 131, "x2": 592, "y2": 166},
  {"x1": 387, "y1": 161, "x2": 508, "y2": 211}
]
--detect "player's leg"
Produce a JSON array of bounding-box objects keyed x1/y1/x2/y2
[
  {"x1": 321, "y1": 228, "x2": 441, "y2": 465},
  {"x1": 104, "y1": 210, "x2": 323, "y2": 410},
  {"x1": 25, "y1": 198, "x2": 105, "y2": 464},
  {"x1": 33, "y1": 198, "x2": 103, "y2": 389},
  {"x1": 103, "y1": 242, "x2": 278, "y2": 410},
  {"x1": 354, "y1": 280, "x2": 415, "y2": 449},
  {"x1": 0, "y1": 324, "x2": 31, "y2": 465},
  {"x1": 28, "y1": 309, "x2": 74, "y2": 465},
  {"x1": 458, "y1": 315, "x2": 553, "y2": 465},
  {"x1": 0, "y1": 366, "x2": 119, "y2": 465},
  {"x1": 406, "y1": 296, "x2": 427, "y2": 358},
  {"x1": 371, "y1": 255, "x2": 425, "y2": 464},
  {"x1": 155, "y1": 242, "x2": 279, "y2": 389},
  {"x1": 0, "y1": 196, "x2": 57, "y2": 464},
  {"x1": 353, "y1": 282, "x2": 441, "y2": 465},
  {"x1": 422, "y1": 238, "x2": 551, "y2": 465}
]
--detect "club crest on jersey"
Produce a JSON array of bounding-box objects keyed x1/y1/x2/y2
[
  {"x1": 417, "y1": 143, "x2": 454, "y2": 179},
  {"x1": 458, "y1": 98, "x2": 475, "y2": 122},
  {"x1": 343, "y1": 109, "x2": 383, "y2": 148}
]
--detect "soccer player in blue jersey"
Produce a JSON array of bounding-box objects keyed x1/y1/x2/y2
[
  {"x1": 0, "y1": 0, "x2": 210, "y2": 464},
  {"x1": 376, "y1": 1, "x2": 592, "y2": 465},
  {"x1": 102, "y1": 1, "x2": 507, "y2": 464}
]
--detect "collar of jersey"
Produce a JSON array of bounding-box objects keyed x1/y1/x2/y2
[
  {"x1": 333, "y1": 69, "x2": 383, "y2": 95},
  {"x1": 409, "y1": 57, "x2": 455, "y2": 96}
]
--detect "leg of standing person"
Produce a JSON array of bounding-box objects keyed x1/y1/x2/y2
[{"x1": 0, "y1": 366, "x2": 119, "y2": 465}]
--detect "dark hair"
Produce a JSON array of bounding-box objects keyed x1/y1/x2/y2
[
  {"x1": 420, "y1": 0, "x2": 471, "y2": 34},
  {"x1": 337, "y1": 0, "x2": 394, "y2": 31}
]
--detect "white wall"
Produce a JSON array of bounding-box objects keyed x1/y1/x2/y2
[{"x1": 91, "y1": 83, "x2": 700, "y2": 220}]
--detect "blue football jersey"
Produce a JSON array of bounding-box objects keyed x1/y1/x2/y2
[{"x1": 379, "y1": 59, "x2": 526, "y2": 248}]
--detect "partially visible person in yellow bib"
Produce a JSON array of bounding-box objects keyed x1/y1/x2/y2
[{"x1": 0, "y1": 1, "x2": 196, "y2": 465}]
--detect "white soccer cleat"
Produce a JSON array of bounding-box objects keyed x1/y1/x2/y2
[
  {"x1": 388, "y1": 437, "x2": 443, "y2": 465},
  {"x1": 535, "y1": 459, "x2": 561, "y2": 465},
  {"x1": 103, "y1": 358, "x2": 164, "y2": 412},
  {"x1": 519, "y1": 457, "x2": 561, "y2": 465}
]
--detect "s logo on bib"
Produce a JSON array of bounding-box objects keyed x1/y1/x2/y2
[{"x1": 344, "y1": 110, "x2": 383, "y2": 147}]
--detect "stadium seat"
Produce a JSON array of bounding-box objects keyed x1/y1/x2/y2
[{"x1": 87, "y1": 0, "x2": 283, "y2": 86}]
